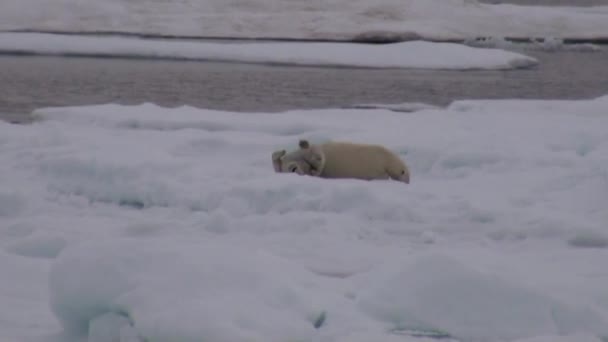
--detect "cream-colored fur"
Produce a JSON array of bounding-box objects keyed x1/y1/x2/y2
[{"x1": 272, "y1": 140, "x2": 410, "y2": 184}]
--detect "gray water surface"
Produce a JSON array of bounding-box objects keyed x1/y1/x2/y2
[
  {"x1": 482, "y1": 0, "x2": 608, "y2": 5},
  {"x1": 1, "y1": 49, "x2": 608, "y2": 123}
]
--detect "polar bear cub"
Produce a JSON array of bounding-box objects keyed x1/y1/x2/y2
[{"x1": 272, "y1": 139, "x2": 410, "y2": 184}]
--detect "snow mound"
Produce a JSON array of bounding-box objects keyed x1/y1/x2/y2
[
  {"x1": 0, "y1": 33, "x2": 538, "y2": 70},
  {"x1": 40, "y1": 157, "x2": 177, "y2": 209},
  {"x1": 0, "y1": 250, "x2": 56, "y2": 340},
  {"x1": 48, "y1": 243, "x2": 608, "y2": 342},
  {"x1": 0, "y1": 223, "x2": 36, "y2": 239},
  {"x1": 49, "y1": 239, "x2": 330, "y2": 341},
  {"x1": 5, "y1": 235, "x2": 67, "y2": 259},
  {"x1": 358, "y1": 255, "x2": 608, "y2": 342}
]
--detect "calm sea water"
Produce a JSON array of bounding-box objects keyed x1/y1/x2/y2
[
  {"x1": 482, "y1": 0, "x2": 608, "y2": 5},
  {"x1": 1, "y1": 48, "x2": 607, "y2": 123}
]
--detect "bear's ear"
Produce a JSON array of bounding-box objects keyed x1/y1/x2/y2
[
  {"x1": 272, "y1": 150, "x2": 286, "y2": 172},
  {"x1": 299, "y1": 140, "x2": 310, "y2": 149}
]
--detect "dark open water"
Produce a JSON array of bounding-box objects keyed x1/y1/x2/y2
[
  {"x1": 482, "y1": 0, "x2": 608, "y2": 5},
  {"x1": 1, "y1": 48, "x2": 608, "y2": 123}
]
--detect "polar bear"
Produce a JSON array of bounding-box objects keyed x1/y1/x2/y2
[{"x1": 272, "y1": 139, "x2": 410, "y2": 184}]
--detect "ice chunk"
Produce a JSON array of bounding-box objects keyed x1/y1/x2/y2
[
  {"x1": 358, "y1": 255, "x2": 608, "y2": 341},
  {"x1": 0, "y1": 33, "x2": 538, "y2": 70},
  {"x1": 5, "y1": 235, "x2": 67, "y2": 259},
  {"x1": 48, "y1": 239, "x2": 326, "y2": 341}
]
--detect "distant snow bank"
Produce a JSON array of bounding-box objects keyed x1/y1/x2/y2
[
  {"x1": 0, "y1": 33, "x2": 538, "y2": 70},
  {"x1": 1, "y1": 0, "x2": 608, "y2": 41}
]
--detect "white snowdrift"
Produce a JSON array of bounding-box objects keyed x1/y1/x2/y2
[
  {"x1": 48, "y1": 242, "x2": 608, "y2": 342},
  {"x1": 1, "y1": 0, "x2": 608, "y2": 41},
  {"x1": 358, "y1": 255, "x2": 608, "y2": 341},
  {"x1": 1, "y1": 95, "x2": 608, "y2": 341},
  {"x1": 0, "y1": 249, "x2": 53, "y2": 340},
  {"x1": 49, "y1": 239, "x2": 333, "y2": 341},
  {"x1": 0, "y1": 33, "x2": 538, "y2": 70}
]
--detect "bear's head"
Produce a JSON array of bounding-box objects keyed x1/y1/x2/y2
[{"x1": 272, "y1": 140, "x2": 325, "y2": 177}]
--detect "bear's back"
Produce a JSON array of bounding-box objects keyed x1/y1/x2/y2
[{"x1": 318, "y1": 142, "x2": 391, "y2": 180}]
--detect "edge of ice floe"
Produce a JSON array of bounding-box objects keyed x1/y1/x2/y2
[{"x1": 0, "y1": 32, "x2": 539, "y2": 70}]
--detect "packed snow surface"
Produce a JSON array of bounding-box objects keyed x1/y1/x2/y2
[
  {"x1": 1, "y1": 0, "x2": 608, "y2": 40},
  {"x1": 0, "y1": 32, "x2": 538, "y2": 70},
  {"x1": 2, "y1": 96, "x2": 608, "y2": 342}
]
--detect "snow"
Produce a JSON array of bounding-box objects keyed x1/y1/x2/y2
[
  {"x1": 358, "y1": 255, "x2": 608, "y2": 341},
  {"x1": 0, "y1": 249, "x2": 54, "y2": 340},
  {"x1": 0, "y1": 32, "x2": 538, "y2": 70},
  {"x1": 2, "y1": 95, "x2": 608, "y2": 342},
  {"x1": 1, "y1": 0, "x2": 608, "y2": 41},
  {"x1": 0, "y1": 192, "x2": 26, "y2": 218},
  {"x1": 49, "y1": 239, "x2": 328, "y2": 342},
  {"x1": 5, "y1": 234, "x2": 67, "y2": 259}
]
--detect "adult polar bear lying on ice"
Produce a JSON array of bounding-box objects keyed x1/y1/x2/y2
[{"x1": 272, "y1": 139, "x2": 410, "y2": 184}]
